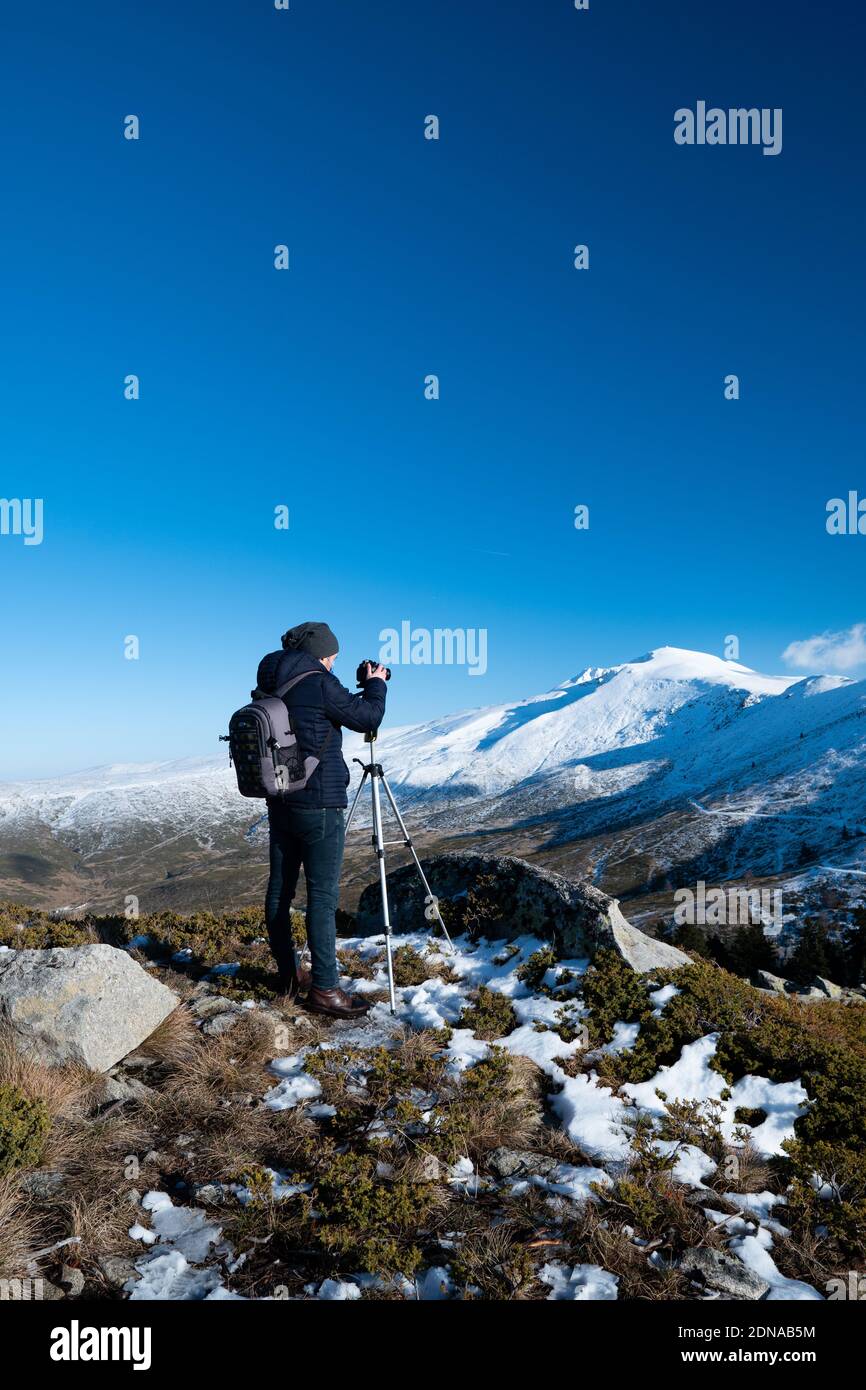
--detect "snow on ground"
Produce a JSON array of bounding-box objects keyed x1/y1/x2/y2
[
  {"x1": 506, "y1": 1162, "x2": 612, "y2": 1203},
  {"x1": 549, "y1": 1068, "x2": 632, "y2": 1162},
  {"x1": 312, "y1": 1278, "x2": 362, "y2": 1301},
  {"x1": 125, "y1": 925, "x2": 820, "y2": 1301},
  {"x1": 234, "y1": 1169, "x2": 312, "y2": 1205},
  {"x1": 602, "y1": 1020, "x2": 641, "y2": 1053},
  {"x1": 649, "y1": 983, "x2": 680, "y2": 1014},
  {"x1": 623, "y1": 1034, "x2": 726, "y2": 1112},
  {"x1": 265, "y1": 1053, "x2": 322, "y2": 1110},
  {"x1": 622, "y1": 1033, "x2": 809, "y2": 1158},
  {"x1": 729, "y1": 1231, "x2": 823, "y2": 1300},
  {"x1": 127, "y1": 1192, "x2": 242, "y2": 1301},
  {"x1": 725, "y1": 1073, "x2": 810, "y2": 1158},
  {"x1": 662, "y1": 1143, "x2": 718, "y2": 1188},
  {"x1": 724, "y1": 1191, "x2": 791, "y2": 1237},
  {"x1": 539, "y1": 1262, "x2": 619, "y2": 1301}
]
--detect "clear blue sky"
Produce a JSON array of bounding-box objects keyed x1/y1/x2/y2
[{"x1": 1, "y1": 1, "x2": 864, "y2": 777}]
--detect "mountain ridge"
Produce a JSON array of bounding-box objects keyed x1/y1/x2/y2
[{"x1": 1, "y1": 647, "x2": 864, "y2": 917}]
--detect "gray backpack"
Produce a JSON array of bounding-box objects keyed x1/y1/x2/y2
[{"x1": 223, "y1": 670, "x2": 334, "y2": 798}]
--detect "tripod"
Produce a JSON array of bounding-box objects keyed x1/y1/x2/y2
[{"x1": 345, "y1": 730, "x2": 454, "y2": 1014}]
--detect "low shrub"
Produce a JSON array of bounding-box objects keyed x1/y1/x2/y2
[
  {"x1": 458, "y1": 986, "x2": 518, "y2": 1040},
  {"x1": 390, "y1": 945, "x2": 433, "y2": 988},
  {"x1": 517, "y1": 946, "x2": 558, "y2": 992},
  {"x1": 582, "y1": 949, "x2": 653, "y2": 1045},
  {"x1": 306, "y1": 1150, "x2": 436, "y2": 1277},
  {"x1": 0, "y1": 1083, "x2": 50, "y2": 1176}
]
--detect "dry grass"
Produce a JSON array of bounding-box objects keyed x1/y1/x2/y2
[
  {"x1": 706, "y1": 1137, "x2": 771, "y2": 1197},
  {"x1": 521, "y1": 1122, "x2": 597, "y2": 1168},
  {"x1": 158, "y1": 1012, "x2": 277, "y2": 1100},
  {"x1": 135, "y1": 1006, "x2": 322, "y2": 1188},
  {"x1": 770, "y1": 1222, "x2": 838, "y2": 1294},
  {"x1": 62, "y1": 1187, "x2": 141, "y2": 1266},
  {"x1": 559, "y1": 1199, "x2": 694, "y2": 1300},
  {"x1": 0, "y1": 1026, "x2": 101, "y2": 1124},
  {"x1": 452, "y1": 1220, "x2": 536, "y2": 1299},
  {"x1": 0, "y1": 1176, "x2": 44, "y2": 1278},
  {"x1": 441, "y1": 1053, "x2": 545, "y2": 1165},
  {"x1": 134, "y1": 1005, "x2": 200, "y2": 1069}
]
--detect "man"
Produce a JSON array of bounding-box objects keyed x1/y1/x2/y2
[{"x1": 256, "y1": 621, "x2": 388, "y2": 1019}]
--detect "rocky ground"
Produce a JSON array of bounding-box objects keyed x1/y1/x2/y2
[{"x1": 1, "y1": 867, "x2": 864, "y2": 1302}]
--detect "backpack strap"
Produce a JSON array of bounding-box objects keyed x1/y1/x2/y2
[
  {"x1": 316, "y1": 723, "x2": 336, "y2": 761},
  {"x1": 270, "y1": 669, "x2": 320, "y2": 700},
  {"x1": 262, "y1": 668, "x2": 337, "y2": 765}
]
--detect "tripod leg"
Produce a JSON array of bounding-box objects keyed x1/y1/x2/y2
[
  {"x1": 379, "y1": 774, "x2": 455, "y2": 951},
  {"x1": 370, "y1": 772, "x2": 397, "y2": 1014},
  {"x1": 344, "y1": 767, "x2": 368, "y2": 834}
]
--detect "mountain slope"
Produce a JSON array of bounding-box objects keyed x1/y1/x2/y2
[{"x1": 1, "y1": 648, "x2": 864, "y2": 914}]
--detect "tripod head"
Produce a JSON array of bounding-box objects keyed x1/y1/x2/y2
[{"x1": 364, "y1": 729, "x2": 378, "y2": 745}]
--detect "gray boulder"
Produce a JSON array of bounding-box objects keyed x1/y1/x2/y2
[
  {"x1": 488, "y1": 1147, "x2": 560, "y2": 1180},
  {"x1": 102, "y1": 1073, "x2": 155, "y2": 1105},
  {"x1": 680, "y1": 1247, "x2": 769, "y2": 1299},
  {"x1": 754, "y1": 969, "x2": 789, "y2": 994},
  {"x1": 813, "y1": 976, "x2": 842, "y2": 1000},
  {"x1": 98, "y1": 1255, "x2": 139, "y2": 1289},
  {"x1": 190, "y1": 995, "x2": 240, "y2": 1020},
  {"x1": 0, "y1": 944, "x2": 178, "y2": 1072},
  {"x1": 355, "y1": 853, "x2": 691, "y2": 974},
  {"x1": 201, "y1": 1011, "x2": 241, "y2": 1037},
  {"x1": 20, "y1": 1170, "x2": 66, "y2": 1200}
]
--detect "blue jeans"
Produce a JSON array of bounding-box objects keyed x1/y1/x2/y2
[{"x1": 265, "y1": 806, "x2": 346, "y2": 991}]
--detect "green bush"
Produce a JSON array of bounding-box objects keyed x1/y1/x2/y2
[
  {"x1": 581, "y1": 952, "x2": 866, "y2": 1261},
  {"x1": 437, "y1": 874, "x2": 506, "y2": 940},
  {"x1": 459, "y1": 986, "x2": 518, "y2": 1040},
  {"x1": 308, "y1": 1151, "x2": 435, "y2": 1276},
  {"x1": 0, "y1": 1083, "x2": 50, "y2": 1176},
  {"x1": 390, "y1": 945, "x2": 433, "y2": 987},
  {"x1": 0, "y1": 903, "x2": 97, "y2": 950},
  {"x1": 582, "y1": 949, "x2": 653, "y2": 1046},
  {"x1": 336, "y1": 947, "x2": 377, "y2": 981},
  {"x1": 783, "y1": 1138, "x2": 866, "y2": 1258},
  {"x1": 516, "y1": 946, "x2": 558, "y2": 992}
]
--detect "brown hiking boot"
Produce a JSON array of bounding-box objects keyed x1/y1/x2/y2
[
  {"x1": 304, "y1": 986, "x2": 370, "y2": 1019},
  {"x1": 278, "y1": 968, "x2": 312, "y2": 999}
]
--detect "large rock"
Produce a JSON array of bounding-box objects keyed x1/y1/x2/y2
[
  {"x1": 754, "y1": 969, "x2": 789, "y2": 994},
  {"x1": 487, "y1": 1147, "x2": 560, "y2": 1180},
  {"x1": 0, "y1": 944, "x2": 179, "y2": 1071},
  {"x1": 813, "y1": 976, "x2": 843, "y2": 1000},
  {"x1": 355, "y1": 852, "x2": 691, "y2": 973},
  {"x1": 680, "y1": 1247, "x2": 770, "y2": 1300}
]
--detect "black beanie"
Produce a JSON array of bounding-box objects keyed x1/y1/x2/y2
[{"x1": 281, "y1": 621, "x2": 340, "y2": 658}]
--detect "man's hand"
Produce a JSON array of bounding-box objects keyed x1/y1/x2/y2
[{"x1": 365, "y1": 663, "x2": 389, "y2": 682}]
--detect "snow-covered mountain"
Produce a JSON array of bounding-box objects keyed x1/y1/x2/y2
[
  {"x1": 374, "y1": 646, "x2": 800, "y2": 800},
  {"x1": 2, "y1": 647, "x2": 865, "y2": 914}
]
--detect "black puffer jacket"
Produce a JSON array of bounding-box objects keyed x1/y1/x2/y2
[{"x1": 256, "y1": 647, "x2": 387, "y2": 811}]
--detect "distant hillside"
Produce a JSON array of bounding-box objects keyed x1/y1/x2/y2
[{"x1": 1, "y1": 649, "x2": 864, "y2": 927}]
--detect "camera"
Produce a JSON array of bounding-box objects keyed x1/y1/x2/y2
[{"x1": 356, "y1": 659, "x2": 392, "y2": 688}]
